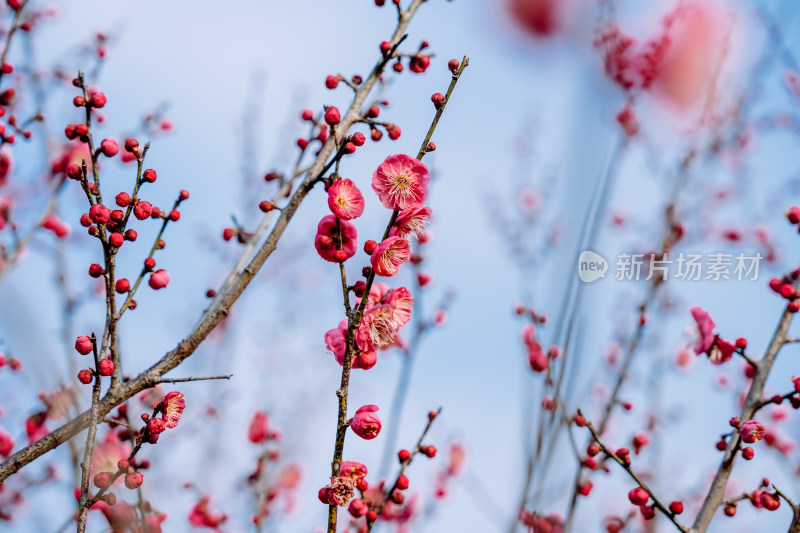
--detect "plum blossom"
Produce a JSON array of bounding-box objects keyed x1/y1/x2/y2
[
  {"x1": 356, "y1": 304, "x2": 397, "y2": 351},
  {"x1": 385, "y1": 287, "x2": 413, "y2": 326},
  {"x1": 159, "y1": 391, "x2": 185, "y2": 429},
  {"x1": 519, "y1": 510, "x2": 564, "y2": 533},
  {"x1": 367, "y1": 282, "x2": 391, "y2": 306},
  {"x1": 372, "y1": 154, "x2": 430, "y2": 210},
  {"x1": 188, "y1": 496, "x2": 227, "y2": 529},
  {"x1": 324, "y1": 318, "x2": 377, "y2": 370},
  {"x1": 690, "y1": 306, "x2": 716, "y2": 354},
  {"x1": 148, "y1": 269, "x2": 170, "y2": 290},
  {"x1": 371, "y1": 236, "x2": 411, "y2": 277},
  {"x1": 350, "y1": 287, "x2": 414, "y2": 353},
  {"x1": 390, "y1": 206, "x2": 432, "y2": 238},
  {"x1": 339, "y1": 461, "x2": 368, "y2": 482},
  {"x1": 320, "y1": 476, "x2": 356, "y2": 507},
  {"x1": 740, "y1": 420, "x2": 766, "y2": 444},
  {"x1": 689, "y1": 306, "x2": 735, "y2": 365},
  {"x1": 327, "y1": 178, "x2": 365, "y2": 220},
  {"x1": 350, "y1": 404, "x2": 382, "y2": 440},
  {"x1": 248, "y1": 411, "x2": 269, "y2": 443},
  {"x1": 709, "y1": 338, "x2": 735, "y2": 365},
  {"x1": 315, "y1": 214, "x2": 358, "y2": 263}
]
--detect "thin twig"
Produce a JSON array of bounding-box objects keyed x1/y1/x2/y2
[
  {"x1": 584, "y1": 418, "x2": 688, "y2": 533},
  {"x1": 157, "y1": 374, "x2": 232, "y2": 384},
  {"x1": 366, "y1": 409, "x2": 441, "y2": 532},
  {"x1": 690, "y1": 284, "x2": 800, "y2": 532}
]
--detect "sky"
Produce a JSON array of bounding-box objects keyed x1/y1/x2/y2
[{"x1": 2, "y1": 0, "x2": 800, "y2": 532}]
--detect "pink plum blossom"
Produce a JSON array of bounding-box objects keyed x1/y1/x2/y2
[
  {"x1": 339, "y1": 461, "x2": 368, "y2": 481},
  {"x1": 390, "y1": 206, "x2": 432, "y2": 238},
  {"x1": 325, "y1": 318, "x2": 377, "y2": 369},
  {"x1": 320, "y1": 476, "x2": 356, "y2": 506},
  {"x1": 315, "y1": 214, "x2": 358, "y2": 263},
  {"x1": 327, "y1": 178, "x2": 365, "y2": 220},
  {"x1": 740, "y1": 420, "x2": 766, "y2": 444},
  {"x1": 350, "y1": 404, "x2": 382, "y2": 440},
  {"x1": 248, "y1": 411, "x2": 269, "y2": 443},
  {"x1": 372, "y1": 154, "x2": 430, "y2": 210},
  {"x1": 159, "y1": 391, "x2": 185, "y2": 429},
  {"x1": 370, "y1": 236, "x2": 411, "y2": 277},
  {"x1": 690, "y1": 306, "x2": 716, "y2": 354}
]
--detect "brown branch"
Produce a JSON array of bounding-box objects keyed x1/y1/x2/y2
[
  {"x1": 562, "y1": 151, "x2": 695, "y2": 531},
  {"x1": 584, "y1": 418, "x2": 688, "y2": 533},
  {"x1": 690, "y1": 289, "x2": 799, "y2": 532},
  {"x1": 157, "y1": 374, "x2": 232, "y2": 384},
  {"x1": 76, "y1": 335, "x2": 101, "y2": 533},
  {"x1": 366, "y1": 409, "x2": 441, "y2": 532},
  {"x1": 326, "y1": 49, "x2": 467, "y2": 533},
  {"x1": 0, "y1": 0, "x2": 434, "y2": 486}
]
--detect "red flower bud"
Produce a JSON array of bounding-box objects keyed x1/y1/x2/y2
[
  {"x1": 97, "y1": 359, "x2": 115, "y2": 377},
  {"x1": 77, "y1": 369, "x2": 93, "y2": 384},
  {"x1": 396, "y1": 474, "x2": 409, "y2": 490},
  {"x1": 109, "y1": 232, "x2": 124, "y2": 247},
  {"x1": 324, "y1": 106, "x2": 340, "y2": 125},
  {"x1": 89, "y1": 92, "x2": 107, "y2": 108},
  {"x1": 67, "y1": 164, "x2": 82, "y2": 180},
  {"x1": 325, "y1": 75, "x2": 340, "y2": 89},
  {"x1": 75, "y1": 336, "x2": 93, "y2": 355},
  {"x1": 133, "y1": 201, "x2": 152, "y2": 220},
  {"x1": 115, "y1": 278, "x2": 130, "y2": 293},
  {"x1": 628, "y1": 487, "x2": 649, "y2": 506},
  {"x1": 124, "y1": 138, "x2": 139, "y2": 152},
  {"x1": 100, "y1": 138, "x2": 118, "y2": 157},
  {"x1": 88, "y1": 264, "x2": 104, "y2": 278},
  {"x1": 147, "y1": 417, "x2": 166, "y2": 435},
  {"x1": 124, "y1": 471, "x2": 143, "y2": 489},
  {"x1": 115, "y1": 192, "x2": 131, "y2": 207},
  {"x1": 350, "y1": 405, "x2": 382, "y2": 440},
  {"x1": 89, "y1": 204, "x2": 110, "y2": 225},
  {"x1": 93, "y1": 472, "x2": 112, "y2": 490},
  {"x1": 148, "y1": 269, "x2": 170, "y2": 290}
]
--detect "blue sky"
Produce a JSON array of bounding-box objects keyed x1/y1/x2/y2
[{"x1": 2, "y1": 1, "x2": 800, "y2": 532}]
